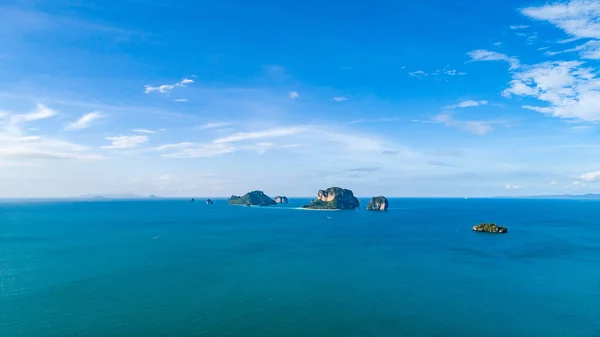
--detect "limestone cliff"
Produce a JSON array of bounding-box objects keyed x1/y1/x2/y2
[
  {"x1": 303, "y1": 187, "x2": 359, "y2": 210},
  {"x1": 366, "y1": 196, "x2": 389, "y2": 211}
]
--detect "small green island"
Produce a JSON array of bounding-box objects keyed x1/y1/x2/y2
[
  {"x1": 472, "y1": 223, "x2": 508, "y2": 234},
  {"x1": 366, "y1": 196, "x2": 389, "y2": 211},
  {"x1": 274, "y1": 196, "x2": 288, "y2": 204},
  {"x1": 302, "y1": 187, "x2": 360, "y2": 210},
  {"x1": 228, "y1": 190, "x2": 277, "y2": 206}
]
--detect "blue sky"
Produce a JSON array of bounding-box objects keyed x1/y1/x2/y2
[{"x1": 2, "y1": 0, "x2": 600, "y2": 197}]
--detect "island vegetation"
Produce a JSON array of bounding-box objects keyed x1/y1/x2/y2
[
  {"x1": 302, "y1": 187, "x2": 360, "y2": 210},
  {"x1": 366, "y1": 196, "x2": 389, "y2": 211},
  {"x1": 472, "y1": 223, "x2": 508, "y2": 233},
  {"x1": 228, "y1": 191, "x2": 277, "y2": 206}
]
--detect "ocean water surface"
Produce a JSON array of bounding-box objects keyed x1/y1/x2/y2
[{"x1": 1, "y1": 198, "x2": 599, "y2": 336}]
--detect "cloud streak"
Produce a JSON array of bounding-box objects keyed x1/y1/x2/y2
[
  {"x1": 467, "y1": 50, "x2": 520, "y2": 69},
  {"x1": 144, "y1": 78, "x2": 194, "y2": 94},
  {"x1": 102, "y1": 135, "x2": 149, "y2": 149},
  {"x1": 65, "y1": 111, "x2": 102, "y2": 131}
]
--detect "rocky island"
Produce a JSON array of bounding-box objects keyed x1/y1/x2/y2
[
  {"x1": 472, "y1": 223, "x2": 508, "y2": 234},
  {"x1": 228, "y1": 190, "x2": 277, "y2": 206},
  {"x1": 367, "y1": 196, "x2": 389, "y2": 211},
  {"x1": 302, "y1": 187, "x2": 360, "y2": 210},
  {"x1": 274, "y1": 196, "x2": 288, "y2": 204},
  {"x1": 206, "y1": 199, "x2": 213, "y2": 205}
]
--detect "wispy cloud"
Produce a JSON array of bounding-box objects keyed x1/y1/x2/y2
[
  {"x1": 132, "y1": 128, "x2": 158, "y2": 134},
  {"x1": 144, "y1": 78, "x2": 194, "y2": 94},
  {"x1": 521, "y1": 0, "x2": 600, "y2": 40},
  {"x1": 494, "y1": 42, "x2": 503, "y2": 46},
  {"x1": 510, "y1": 25, "x2": 529, "y2": 30},
  {"x1": 409, "y1": 70, "x2": 428, "y2": 78},
  {"x1": 332, "y1": 96, "x2": 348, "y2": 102},
  {"x1": 199, "y1": 122, "x2": 230, "y2": 130},
  {"x1": 102, "y1": 135, "x2": 149, "y2": 149},
  {"x1": 503, "y1": 60, "x2": 600, "y2": 121},
  {"x1": 156, "y1": 142, "x2": 236, "y2": 158},
  {"x1": 443, "y1": 100, "x2": 488, "y2": 110},
  {"x1": 521, "y1": 1, "x2": 600, "y2": 59},
  {"x1": 467, "y1": 50, "x2": 520, "y2": 69},
  {"x1": 9, "y1": 103, "x2": 55, "y2": 125},
  {"x1": 213, "y1": 127, "x2": 305, "y2": 144},
  {"x1": 433, "y1": 113, "x2": 497, "y2": 135},
  {"x1": 289, "y1": 91, "x2": 300, "y2": 99},
  {"x1": 64, "y1": 111, "x2": 102, "y2": 131},
  {"x1": 579, "y1": 171, "x2": 600, "y2": 181},
  {"x1": 505, "y1": 184, "x2": 523, "y2": 189},
  {"x1": 174, "y1": 98, "x2": 188, "y2": 102}
]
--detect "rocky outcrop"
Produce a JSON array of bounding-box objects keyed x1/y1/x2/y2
[
  {"x1": 206, "y1": 199, "x2": 213, "y2": 205},
  {"x1": 190, "y1": 198, "x2": 195, "y2": 202},
  {"x1": 303, "y1": 187, "x2": 360, "y2": 210},
  {"x1": 274, "y1": 196, "x2": 288, "y2": 204},
  {"x1": 228, "y1": 191, "x2": 277, "y2": 206},
  {"x1": 366, "y1": 196, "x2": 388, "y2": 211},
  {"x1": 472, "y1": 223, "x2": 508, "y2": 234}
]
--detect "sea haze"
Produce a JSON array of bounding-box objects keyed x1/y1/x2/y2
[{"x1": 1, "y1": 199, "x2": 599, "y2": 336}]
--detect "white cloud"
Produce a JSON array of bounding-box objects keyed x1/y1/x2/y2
[
  {"x1": 409, "y1": 70, "x2": 428, "y2": 78},
  {"x1": 494, "y1": 42, "x2": 503, "y2": 46},
  {"x1": 64, "y1": 111, "x2": 102, "y2": 131},
  {"x1": 9, "y1": 104, "x2": 55, "y2": 128},
  {"x1": 289, "y1": 91, "x2": 299, "y2": 99},
  {"x1": 505, "y1": 184, "x2": 523, "y2": 189},
  {"x1": 444, "y1": 69, "x2": 467, "y2": 76},
  {"x1": 174, "y1": 98, "x2": 189, "y2": 102},
  {"x1": 199, "y1": 122, "x2": 230, "y2": 130},
  {"x1": 550, "y1": 180, "x2": 558, "y2": 185},
  {"x1": 213, "y1": 127, "x2": 305, "y2": 144},
  {"x1": 332, "y1": 96, "x2": 348, "y2": 102},
  {"x1": 502, "y1": 61, "x2": 600, "y2": 121},
  {"x1": 521, "y1": 0, "x2": 600, "y2": 40},
  {"x1": 0, "y1": 132, "x2": 101, "y2": 162},
  {"x1": 132, "y1": 128, "x2": 157, "y2": 134},
  {"x1": 102, "y1": 135, "x2": 149, "y2": 149},
  {"x1": 467, "y1": 50, "x2": 520, "y2": 69},
  {"x1": 433, "y1": 113, "x2": 496, "y2": 135},
  {"x1": 157, "y1": 142, "x2": 236, "y2": 158},
  {"x1": 579, "y1": 171, "x2": 600, "y2": 181},
  {"x1": 510, "y1": 25, "x2": 529, "y2": 30},
  {"x1": 522, "y1": 1, "x2": 600, "y2": 59},
  {"x1": 144, "y1": 78, "x2": 194, "y2": 94},
  {"x1": 444, "y1": 100, "x2": 489, "y2": 110},
  {"x1": 158, "y1": 174, "x2": 173, "y2": 181},
  {"x1": 545, "y1": 40, "x2": 600, "y2": 60}
]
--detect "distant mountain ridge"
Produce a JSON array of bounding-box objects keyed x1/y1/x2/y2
[
  {"x1": 518, "y1": 193, "x2": 600, "y2": 199},
  {"x1": 74, "y1": 193, "x2": 158, "y2": 199}
]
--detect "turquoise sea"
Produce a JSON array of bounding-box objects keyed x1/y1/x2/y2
[{"x1": 1, "y1": 198, "x2": 599, "y2": 336}]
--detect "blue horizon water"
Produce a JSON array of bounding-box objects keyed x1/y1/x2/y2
[{"x1": 1, "y1": 198, "x2": 599, "y2": 336}]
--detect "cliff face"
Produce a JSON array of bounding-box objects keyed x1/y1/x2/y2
[
  {"x1": 303, "y1": 187, "x2": 360, "y2": 209},
  {"x1": 367, "y1": 196, "x2": 389, "y2": 211},
  {"x1": 228, "y1": 191, "x2": 277, "y2": 206},
  {"x1": 274, "y1": 196, "x2": 289, "y2": 204}
]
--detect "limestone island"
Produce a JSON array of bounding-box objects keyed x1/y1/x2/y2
[
  {"x1": 367, "y1": 196, "x2": 389, "y2": 211},
  {"x1": 274, "y1": 196, "x2": 288, "y2": 204},
  {"x1": 472, "y1": 223, "x2": 508, "y2": 234},
  {"x1": 206, "y1": 199, "x2": 213, "y2": 205},
  {"x1": 228, "y1": 190, "x2": 277, "y2": 206},
  {"x1": 302, "y1": 187, "x2": 360, "y2": 210}
]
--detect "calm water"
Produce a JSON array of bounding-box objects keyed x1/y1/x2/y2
[{"x1": 1, "y1": 198, "x2": 599, "y2": 336}]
